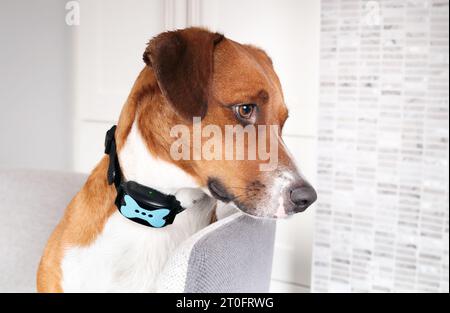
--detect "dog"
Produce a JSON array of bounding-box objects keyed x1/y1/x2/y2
[{"x1": 37, "y1": 27, "x2": 317, "y2": 292}]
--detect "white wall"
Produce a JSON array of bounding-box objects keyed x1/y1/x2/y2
[
  {"x1": 0, "y1": 0, "x2": 73, "y2": 170},
  {"x1": 72, "y1": 0, "x2": 167, "y2": 172},
  {"x1": 71, "y1": 0, "x2": 321, "y2": 292}
]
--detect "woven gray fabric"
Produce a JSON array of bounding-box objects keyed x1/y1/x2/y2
[
  {"x1": 0, "y1": 169, "x2": 86, "y2": 292},
  {"x1": 184, "y1": 215, "x2": 276, "y2": 293}
]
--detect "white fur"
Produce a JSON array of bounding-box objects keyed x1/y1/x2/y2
[
  {"x1": 272, "y1": 170, "x2": 294, "y2": 218},
  {"x1": 61, "y1": 122, "x2": 215, "y2": 292}
]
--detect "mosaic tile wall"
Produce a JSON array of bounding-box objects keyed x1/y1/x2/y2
[{"x1": 312, "y1": 0, "x2": 449, "y2": 292}]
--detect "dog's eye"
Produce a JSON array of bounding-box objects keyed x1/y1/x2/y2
[{"x1": 234, "y1": 104, "x2": 257, "y2": 123}]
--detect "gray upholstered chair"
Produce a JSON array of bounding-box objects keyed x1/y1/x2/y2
[{"x1": 0, "y1": 169, "x2": 276, "y2": 292}]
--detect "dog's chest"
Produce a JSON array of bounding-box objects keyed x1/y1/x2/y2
[{"x1": 61, "y1": 208, "x2": 211, "y2": 292}]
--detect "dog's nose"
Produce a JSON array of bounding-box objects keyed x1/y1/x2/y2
[{"x1": 289, "y1": 185, "x2": 317, "y2": 212}]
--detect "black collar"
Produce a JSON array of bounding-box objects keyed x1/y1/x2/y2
[{"x1": 104, "y1": 126, "x2": 184, "y2": 228}]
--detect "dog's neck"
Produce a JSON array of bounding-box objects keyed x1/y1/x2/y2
[{"x1": 118, "y1": 121, "x2": 208, "y2": 209}]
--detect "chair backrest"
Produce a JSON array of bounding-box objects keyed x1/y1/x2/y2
[
  {"x1": 157, "y1": 213, "x2": 276, "y2": 293},
  {"x1": 0, "y1": 169, "x2": 86, "y2": 292}
]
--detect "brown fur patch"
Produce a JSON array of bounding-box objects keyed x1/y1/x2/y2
[{"x1": 144, "y1": 28, "x2": 224, "y2": 120}]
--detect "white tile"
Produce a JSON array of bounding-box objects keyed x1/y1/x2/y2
[{"x1": 312, "y1": 0, "x2": 450, "y2": 293}]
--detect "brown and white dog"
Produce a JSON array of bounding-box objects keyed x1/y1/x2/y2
[{"x1": 37, "y1": 28, "x2": 316, "y2": 292}]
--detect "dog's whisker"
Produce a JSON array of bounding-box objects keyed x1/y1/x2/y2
[{"x1": 231, "y1": 193, "x2": 247, "y2": 201}]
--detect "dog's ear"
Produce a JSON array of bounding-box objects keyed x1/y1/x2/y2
[{"x1": 143, "y1": 28, "x2": 224, "y2": 120}]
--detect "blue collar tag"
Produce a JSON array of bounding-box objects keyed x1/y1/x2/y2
[{"x1": 120, "y1": 195, "x2": 171, "y2": 228}]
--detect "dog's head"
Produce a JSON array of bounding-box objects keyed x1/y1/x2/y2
[{"x1": 133, "y1": 27, "x2": 316, "y2": 218}]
